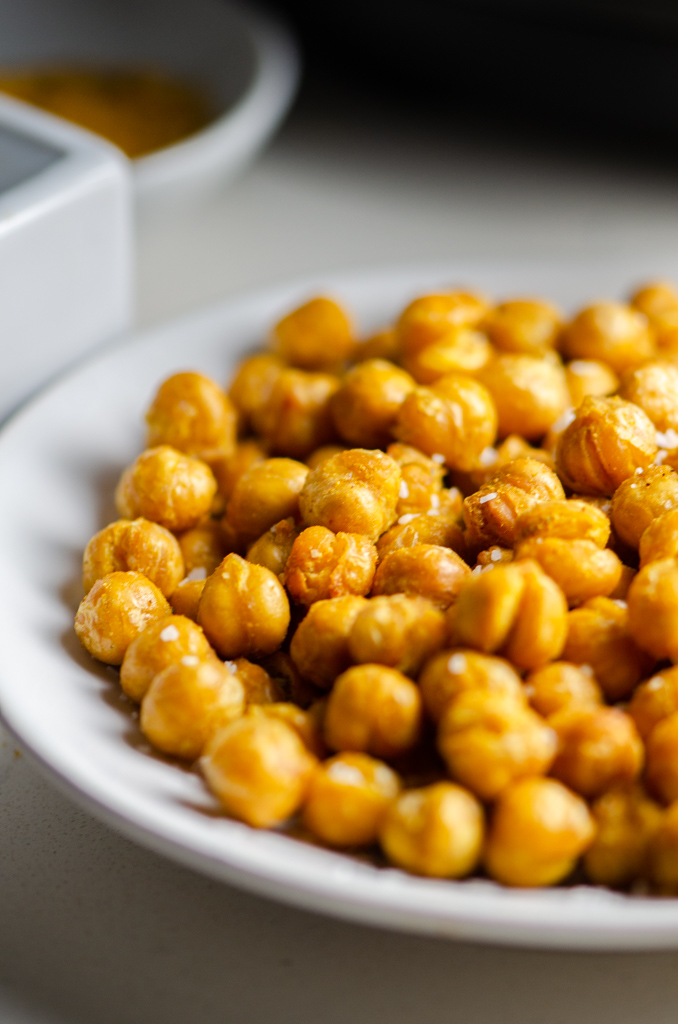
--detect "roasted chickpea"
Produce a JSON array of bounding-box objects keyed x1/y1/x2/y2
[
  {"x1": 550, "y1": 706, "x2": 644, "y2": 799},
  {"x1": 305, "y1": 444, "x2": 347, "y2": 471},
  {"x1": 377, "y1": 511, "x2": 465, "y2": 568},
  {"x1": 386, "y1": 442, "x2": 447, "y2": 513},
  {"x1": 584, "y1": 785, "x2": 663, "y2": 888},
  {"x1": 324, "y1": 664, "x2": 423, "y2": 759},
  {"x1": 372, "y1": 544, "x2": 470, "y2": 610},
  {"x1": 648, "y1": 800, "x2": 678, "y2": 893},
  {"x1": 639, "y1": 508, "x2": 678, "y2": 568},
  {"x1": 225, "y1": 457, "x2": 309, "y2": 549},
  {"x1": 565, "y1": 359, "x2": 619, "y2": 407},
  {"x1": 627, "y1": 559, "x2": 678, "y2": 661},
  {"x1": 353, "y1": 328, "x2": 400, "y2": 364},
  {"x1": 260, "y1": 650, "x2": 320, "y2": 710},
  {"x1": 469, "y1": 433, "x2": 555, "y2": 488},
  {"x1": 115, "y1": 446, "x2": 217, "y2": 533},
  {"x1": 303, "y1": 752, "x2": 400, "y2": 847},
  {"x1": 648, "y1": 307, "x2": 678, "y2": 355},
  {"x1": 555, "y1": 396, "x2": 657, "y2": 496},
  {"x1": 482, "y1": 299, "x2": 562, "y2": 355},
  {"x1": 463, "y1": 458, "x2": 565, "y2": 550},
  {"x1": 249, "y1": 702, "x2": 325, "y2": 758},
  {"x1": 348, "y1": 595, "x2": 446, "y2": 676},
  {"x1": 611, "y1": 466, "x2": 678, "y2": 549},
  {"x1": 401, "y1": 326, "x2": 491, "y2": 385},
  {"x1": 438, "y1": 691, "x2": 556, "y2": 801},
  {"x1": 227, "y1": 354, "x2": 284, "y2": 433},
  {"x1": 178, "y1": 521, "x2": 227, "y2": 577},
  {"x1": 380, "y1": 782, "x2": 483, "y2": 878},
  {"x1": 563, "y1": 596, "x2": 653, "y2": 701},
  {"x1": 169, "y1": 577, "x2": 204, "y2": 621},
  {"x1": 246, "y1": 517, "x2": 298, "y2": 577},
  {"x1": 120, "y1": 614, "x2": 215, "y2": 702},
  {"x1": 83, "y1": 517, "x2": 184, "y2": 597},
  {"x1": 524, "y1": 662, "x2": 602, "y2": 719},
  {"x1": 201, "y1": 715, "x2": 316, "y2": 828},
  {"x1": 209, "y1": 440, "x2": 267, "y2": 505},
  {"x1": 256, "y1": 368, "x2": 339, "y2": 459},
  {"x1": 515, "y1": 498, "x2": 611, "y2": 548},
  {"x1": 197, "y1": 553, "x2": 290, "y2": 659},
  {"x1": 618, "y1": 361, "x2": 678, "y2": 434},
  {"x1": 271, "y1": 296, "x2": 354, "y2": 371},
  {"x1": 418, "y1": 649, "x2": 524, "y2": 723},
  {"x1": 645, "y1": 712, "x2": 678, "y2": 804},
  {"x1": 514, "y1": 537, "x2": 622, "y2": 605},
  {"x1": 75, "y1": 571, "x2": 170, "y2": 665},
  {"x1": 628, "y1": 667, "x2": 678, "y2": 740},
  {"x1": 396, "y1": 291, "x2": 489, "y2": 358},
  {"x1": 484, "y1": 777, "x2": 595, "y2": 887},
  {"x1": 299, "y1": 449, "x2": 401, "y2": 541},
  {"x1": 560, "y1": 302, "x2": 655, "y2": 374},
  {"x1": 631, "y1": 280, "x2": 678, "y2": 320},
  {"x1": 290, "y1": 595, "x2": 368, "y2": 690},
  {"x1": 233, "y1": 657, "x2": 284, "y2": 706},
  {"x1": 330, "y1": 359, "x2": 415, "y2": 448},
  {"x1": 284, "y1": 526, "x2": 377, "y2": 606},
  {"x1": 141, "y1": 656, "x2": 244, "y2": 760},
  {"x1": 477, "y1": 354, "x2": 570, "y2": 440},
  {"x1": 145, "y1": 371, "x2": 237, "y2": 458}
]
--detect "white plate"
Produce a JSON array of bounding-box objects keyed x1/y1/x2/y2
[{"x1": 3, "y1": 261, "x2": 678, "y2": 951}]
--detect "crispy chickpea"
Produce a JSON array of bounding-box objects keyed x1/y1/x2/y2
[
  {"x1": 560, "y1": 302, "x2": 655, "y2": 374},
  {"x1": 555, "y1": 396, "x2": 657, "y2": 496},
  {"x1": 145, "y1": 371, "x2": 237, "y2": 458},
  {"x1": 271, "y1": 296, "x2": 354, "y2": 371},
  {"x1": 484, "y1": 777, "x2": 595, "y2": 888},
  {"x1": 477, "y1": 354, "x2": 570, "y2": 440},
  {"x1": 177, "y1": 521, "x2": 227, "y2": 577},
  {"x1": 514, "y1": 498, "x2": 611, "y2": 548},
  {"x1": 197, "y1": 553, "x2": 290, "y2": 659},
  {"x1": 380, "y1": 782, "x2": 483, "y2": 878},
  {"x1": 627, "y1": 559, "x2": 678, "y2": 661},
  {"x1": 299, "y1": 449, "x2": 401, "y2": 541},
  {"x1": 225, "y1": 457, "x2": 309, "y2": 549},
  {"x1": 618, "y1": 361, "x2": 678, "y2": 433},
  {"x1": 550, "y1": 706, "x2": 644, "y2": 799},
  {"x1": 256, "y1": 368, "x2": 339, "y2": 459},
  {"x1": 227, "y1": 354, "x2": 284, "y2": 432},
  {"x1": 376, "y1": 508, "x2": 465, "y2": 562},
  {"x1": 115, "y1": 445, "x2": 217, "y2": 532},
  {"x1": 648, "y1": 800, "x2": 678, "y2": 893},
  {"x1": 524, "y1": 662, "x2": 602, "y2": 719},
  {"x1": 249, "y1": 702, "x2": 325, "y2": 758},
  {"x1": 246, "y1": 517, "x2": 298, "y2": 578},
  {"x1": 75, "y1": 571, "x2": 170, "y2": 665},
  {"x1": 324, "y1": 664, "x2": 423, "y2": 759},
  {"x1": 83, "y1": 517, "x2": 184, "y2": 597},
  {"x1": 209, "y1": 440, "x2": 267, "y2": 505},
  {"x1": 330, "y1": 359, "x2": 415, "y2": 448},
  {"x1": 290, "y1": 595, "x2": 368, "y2": 690},
  {"x1": 305, "y1": 444, "x2": 346, "y2": 471},
  {"x1": 401, "y1": 326, "x2": 491, "y2": 385},
  {"x1": 448, "y1": 560, "x2": 568, "y2": 671},
  {"x1": 565, "y1": 359, "x2": 619, "y2": 407},
  {"x1": 303, "y1": 752, "x2": 400, "y2": 847},
  {"x1": 611, "y1": 466, "x2": 678, "y2": 549},
  {"x1": 482, "y1": 299, "x2": 562, "y2": 355},
  {"x1": 141, "y1": 656, "x2": 244, "y2": 761},
  {"x1": 645, "y1": 712, "x2": 678, "y2": 804},
  {"x1": 639, "y1": 508, "x2": 678, "y2": 568},
  {"x1": 348, "y1": 595, "x2": 446, "y2": 676},
  {"x1": 438, "y1": 691, "x2": 556, "y2": 801},
  {"x1": 169, "y1": 577, "x2": 204, "y2": 621},
  {"x1": 201, "y1": 715, "x2": 316, "y2": 828},
  {"x1": 393, "y1": 376, "x2": 497, "y2": 472},
  {"x1": 584, "y1": 785, "x2": 663, "y2": 888},
  {"x1": 120, "y1": 614, "x2": 215, "y2": 702},
  {"x1": 371, "y1": 544, "x2": 470, "y2": 609},
  {"x1": 386, "y1": 442, "x2": 447, "y2": 512},
  {"x1": 628, "y1": 667, "x2": 678, "y2": 740},
  {"x1": 648, "y1": 307, "x2": 678, "y2": 355},
  {"x1": 396, "y1": 291, "x2": 489, "y2": 358},
  {"x1": 514, "y1": 537, "x2": 622, "y2": 605},
  {"x1": 232, "y1": 657, "x2": 283, "y2": 705},
  {"x1": 418, "y1": 649, "x2": 524, "y2": 723},
  {"x1": 260, "y1": 650, "x2": 320, "y2": 709},
  {"x1": 284, "y1": 526, "x2": 377, "y2": 606},
  {"x1": 469, "y1": 433, "x2": 555, "y2": 489},
  {"x1": 564, "y1": 596, "x2": 652, "y2": 701},
  {"x1": 463, "y1": 458, "x2": 565, "y2": 550},
  {"x1": 631, "y1": 280, "x2": 678, "y2": 320},
  {"x1": 353, "y1": 328, "x2": 400, "y2": 364}
]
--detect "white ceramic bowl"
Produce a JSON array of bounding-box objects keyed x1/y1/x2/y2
[{"x1": 0, "y1": 0, "x2": 299, "y2": 211}]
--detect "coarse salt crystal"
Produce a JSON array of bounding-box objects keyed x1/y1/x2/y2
[
  {"x1": 399, "y1": 480, "x2": 410, "y2": 499},
  {"x1": 181, "y1": 655, "x2": 199, "y2": 667},
  {"x1": 447, "y1": 653, "x2": 467, "y2": 674},
  {"x1": 160, "y1": 624, "x2": 180, "y2": 642},
  {"x1": 479, "y1": 492, "x2": 497, "y2": 504},
  {"x1": 398, "y1": 513, "x2": 418, "y2": 526},
  {"x1": 431, "y1": 453, "x2": 445, "y2": 464},
  {"x1": 186, "y1": 566, "x2": 207, "y2": 581}
]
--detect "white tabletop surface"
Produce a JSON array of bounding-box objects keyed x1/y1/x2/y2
[{"x1": 4, "y1": 78, "x2": 678, "y2": 1023}]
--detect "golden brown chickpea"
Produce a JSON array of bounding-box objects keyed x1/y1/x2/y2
[
  {"x1": 169, "y1": 577, "x2": 204, "y2": 621},
  {"x1": 448, "y1": 560, "x2": 568, "y2": 671},
  {"x1": 565, "y1": 360, "x2": 619, "y2": 407},
  {"x1": 550, "y1": 706, "x2": 644, "y2": 799},
  {"x1": 477, "y1": 354, "x2": 570, "y2": 440},
  {"x1": 249, "y1": 702, "x2": 325, "y2": 758},
  {"x1": 209, "y1": 440, "x2": 267, "y2": 506},
  {"x1": 584, "y1": 785, "x2": 663, "y2": 889},
  {"x1": 330, "y1": 359, "x2": 415, "y2": 448},
  {"x1": 630, "y1": 280, "x2": 678, "y2": 320},
  {"x1": 75, "y1": 570, "x2": 171, "y2": 665},
  {"x1": 145, "y1": 371, "x2": 237, "y2": 459},
  {"x1": 611, "y1": 466, "x2": 678, "y2": 549},
  {"x1": 418, "y1": 649, "x2": 525, "y2": 724},
  {"x1": 303, "y1": 752, "x2": 400, "y2": 847},
  {"x1": 645, "y1": 712, "x2": 678, "y2": 804},
  {"x1": 246, "y1": 517, "x2": 298, "y2": 578},
  {"x1": 348, "y1": 595, "x2": 446, "y2": 676},
  {"x1": 353, "y1": 328, "x2": 401, "y2": 364},
  {"x1": 380, "y1": 781, "x2": 484, "y2": 878},
  {"x1": 256, "y1": 368, "x2": 339, "y2": 459},
  {"x1": 563, "y1": 596, "x2": 653, "y2": 701},
  {"x1": 197, "y1": 553, "x2": 290, "y2": 659},
  {"x1": 618, "y1": 361, "x2": 678, "y2": 434},
  {"x1": 376, "y1": 508, "x2": 465, "y2": 563},
  {"x1": 83, "y1": 517, "x2": 184, "y2": 597},
  {"x1": 120, "y1": 614, "x2": 215, "y2": 703},
  {"x1": 555, "y1": 396, "x2": 658, "y2": 496},
  {"x1": 524, "y1": 662, "x2": 602, "y2": 719},
  {"x1": 401, "y1": 326, "x2": 491, "y2": 385},
  {"x1": 648, "y1": 307, "x2": 678, "y2": 355},
  {"x1": 284, "y1": 526, "x2": 377, "y2": 606},
  {"x1": 225, "y1": 457, "x2": 309, "y2": 549},
  {"x1": 560, "y1": 302, "x2": 655, "y2": 374},
  {"x1": 514, "y1": 537, "x2": 622, "y2": 605},
  {"x1": 396, "y1": 291, "x2": 489, "y2": 358},
  {"x1": 271, "y1": 296, "x2": 354, "y2": 371},
  {"x1": 371, "y1": 544, "x2": 470, "y2": 610},
  {"x1": 647, "y1": 799, "x2": 678, "y2": 893},
  {"x1": 305, "y1": 444, "x2": 347, "y2": 471},
  {"x1": 290, "y1": 595, "x2": 368, "y2": 690},
  {"x1": 639, "y1": 508, "x2": 678, "y2": 568},
  {"x1": 299, "y1": 449, "x2": 401, "y2": 541},
  {"x1": 324, "y1": 664, "x2": 423, "y2": 759},
  {"x1": 201, "y1": 715, "x2": 316, "y2": 828},
  {"x1": 393, "y1": 376, "x2": 497, "y2": 472},
  {"x1": 463, "y1": 458, "x2": 565, "y2": 550},
  {"x1": 386, "y1": 442, "x2": 447, "y2": 509},
  {"x1": 627, "y1": 559, "x2": 678, "y2": 661},
  {"x1": 484, "y1": 777, "x2": 595, "y2": 888},
  {"x1": 628, "y1": 667, "x2": 678, "y2": 740},
  {"x1": 482, "y1": 299, "x2": 562, "y2": 355},
  {"x1": 227, "y1": 354, "x2": 284, "y2": 433},
  {"x1": 515, "y1": 498, "x2": 611, "y2": 548},
  {"x1": 141, "y1": 656, "x2": 244, "y2": 761},
  {"x1": 469, "y1": 433, "x2": 556, "y2": 488},
  {"x1": 115, "y1": 446, "x2": 217, "y2": 533},
  {"x1": 232, "y1": 657, "x2": 283, "y2": 706},
  {"x1": 177, "y1": 521, "x2": 227, "y2": 577},
  {"x1": 438, "y1": 691, "x2": 556, "y2": 801}
]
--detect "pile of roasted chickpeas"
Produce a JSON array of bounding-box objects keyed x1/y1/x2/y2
[{"x1": 75, "y1": 280, "x2": 678, "y2": 892}]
